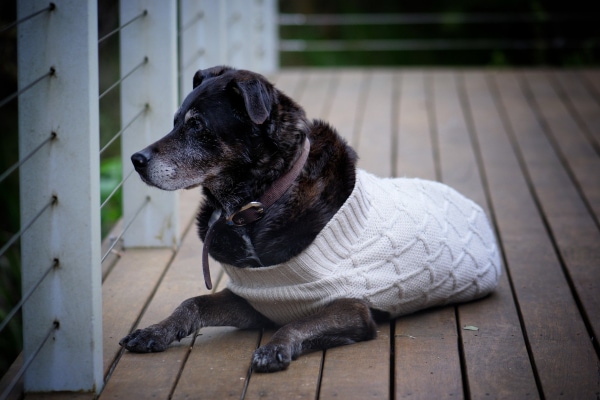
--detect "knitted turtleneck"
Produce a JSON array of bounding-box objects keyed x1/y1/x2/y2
[{"x1": 222, "y1": 170, "x2": 501, "y2": 326}]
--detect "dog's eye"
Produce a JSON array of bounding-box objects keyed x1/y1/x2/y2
[
  {"x1": 184, "y1": 115, "x2": 201, "y2": 129},
  {"x1": 190, "y1": 123, "x2": 212, "y2": 138}
]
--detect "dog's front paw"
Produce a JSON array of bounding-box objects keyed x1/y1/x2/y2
[
  {"x1": 252, "y1": 344, "x2": 292, "y2": 372},
  {"x1": 119, "y1": 325, "x2": 172, "y2": 353}
]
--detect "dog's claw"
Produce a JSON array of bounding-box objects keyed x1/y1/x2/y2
[
  {"x1": 252, "y1": 344, "x2": 291, "y2": 372},
  {"x1": 176, "y1": 329, "x2": 188, "y2": 342},
  {"x1": 119, "y1": 326, "x2": 170, "y2": 353}
]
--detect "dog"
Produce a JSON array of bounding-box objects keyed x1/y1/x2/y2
[{"x1": 120, "y1": 66, "x2": 501, "y2": 372}]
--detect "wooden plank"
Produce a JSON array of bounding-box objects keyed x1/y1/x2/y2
[
  {"x1": 316, "y1": 71, "x2": 393, "y2": 397},
  {"x1": 0, "y1": 354, "x2": 23, "y2": 400},
  {"x1": 101, "y1": 219, "x2": 124, "y2": 281},
  {"x1": 490, "y1": 71, "x2": 600, "y2": 398},
  {"x1": 521, "y1": 71, "x2": 600, "y2": 341},
  {"x1": 102, "y1": 188, "x2": 201, "y2": 377},
  {"x1": 243, "y1": 330, "x2": 323, "y2": 399},
  {"x1": 395, "y1": 309, "x2": 462, "y2": 399},
  {"x1": 429, "y1": 70, "x2": 493, "y2": 400},
  {"x1": 581, "y1": 69, "x2": 600, "y2": 143},
  {"x1": 172, "y1": 326, "x2": 257, "y2": 399},
  {"x1": 102, "y1": 248, "x2": 174, "y2": 375},
  {"x1": 553, "y1": 71, "x2": 600, "y2": 153},
  {"x1": 460, "y1": 71, "x2": 541, "y2": 398},
  {"x1": 319, "y1": 323, "x2": 391, "y2": 399},
  {"x1": 526, "y1": 71, "x2": 600, "y2": 223},
  {"x1": 355, "y1": 70, "x2": 395, "y2": 177},
  {"x1": 171, "y1": 276, "x2": 260, "y2": 399},
  {"x1": 272, "y1": 68, "x2": 305, "y2": 100},
  {"x1": 298, "y1": 69, "x2": 336, "y2": 121},
  {"x1": 393, "y1": 70, "x2": 464, "y2": 399},
  {"x1": 101, "y1": 219, "x2": 222, "y2": 398},
  {"x1": 395, "y1": 70, "x2": 436, "y2": 181},
  {"x1": 326, "y1": 69, "x2": 368, "y2": 145},
  {"x1": 431, "y1": 70, "x2": 542, "y2": 398},
  {"x1": 101, "y1": 179, "x2": 200, "y2": 282},
  {"x1": 431, "y1": 70, "x2": 487, "y2": 207}
]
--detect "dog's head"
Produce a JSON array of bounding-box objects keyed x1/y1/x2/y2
[{"x1": 131, "y1": 66, "x2": 307, "y2": 193}]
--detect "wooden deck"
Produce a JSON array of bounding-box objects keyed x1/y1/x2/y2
[{"x1": 42, "y1": 69, "x2": 600, "y2": 399}]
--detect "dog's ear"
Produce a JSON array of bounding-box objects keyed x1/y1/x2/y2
[
  {"x1": 233, "y1": 79, "x2": 272, "y2": 125},
  {"x1": 193, "y1": 66, "x2": 232, "y2": 89}
]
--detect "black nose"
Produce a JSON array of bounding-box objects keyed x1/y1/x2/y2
[{"x1": 131, "y1": 152, "x2": 148, "y2": 169}]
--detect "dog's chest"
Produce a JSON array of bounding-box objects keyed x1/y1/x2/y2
[{"x1": 207, "y1": 209, "x2": 264, "y2": 268}]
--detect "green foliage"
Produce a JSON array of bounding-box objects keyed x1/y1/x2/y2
[{"x1": 100, "y1": 158, "x2": 123, "y2": 238}]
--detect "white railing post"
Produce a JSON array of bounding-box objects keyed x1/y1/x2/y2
[
  {"x1": 226, "y1": 0, "x2": 278, "y2": 73},
  {"x1": 18, "y1": 0, "x2": 103, "y2": 394},
  {"x1": 254, "y1": 0, "x2": 279, "y2": 73},
  {"x1": 178, "y1": 0, "x2": 278, "y2": 88},
  {"x1": 178, "y1": 0, "x2": 220, "y2": 100},
  {"x1": 120, "y1": 0, "x2": 180, "y2": 249}
]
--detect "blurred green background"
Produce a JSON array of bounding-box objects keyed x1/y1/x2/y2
[
  {"x1": 279, "y1": 0, "x2": 598, "y2": 66},
  {"x1": 0, "y1": 0, "x2": 598, "y2": 377}
]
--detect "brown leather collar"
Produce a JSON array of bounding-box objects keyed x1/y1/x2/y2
[{"x1": 202, "y1": 138, "x2": 311, "y2": 289}]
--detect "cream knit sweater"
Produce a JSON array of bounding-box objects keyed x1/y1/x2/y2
[{"x1": 223, "y1": 170, "x2": 501, "y2": 326}]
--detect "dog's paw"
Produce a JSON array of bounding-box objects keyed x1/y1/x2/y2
[
  {"x1": 119, "y1": 325, "x2": 171, "y2": 353},
  {"x1": 252, "y1": 344, "x2": 292, "y2": 372}
]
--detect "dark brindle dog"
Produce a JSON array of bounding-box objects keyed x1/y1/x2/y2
[{"x1": 120, "y1": 66, "x2": 500, "y2": 372}]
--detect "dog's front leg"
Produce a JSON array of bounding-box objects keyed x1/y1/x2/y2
[
  {"x1": 252, "y1": 298, "x2": 379, "y2": 372},
  {"x1": 119, "y1": 289, "x2": 273, "y2": 353}
]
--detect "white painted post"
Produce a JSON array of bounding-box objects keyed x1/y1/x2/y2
[
  {"x1": 225, "y1": 0, "x2": 278, "y2": 73},
  {"x1": 226, "y1": 0, "x2": 250, "y2": 69},
  {"x1": 178, "y1": 0, "x2": 278, "y2": 85},
  {"x1": 178, "y1": 1, "x2": 212, "y2": 100},
  {"x1": 225, "y1": 0, "x2": 279, "y2": 73},
  {"x1": 254, "y1": 0, "x2": 279, "y2": 73},
  {"x1": 18, "y1": 0, "x2": 103, "y2": 394},
  {"x1": 120, "y1": 0, "x2": 180, "y2": 249}
]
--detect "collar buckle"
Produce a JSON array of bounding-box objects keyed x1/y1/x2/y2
[{"x1": 226, "y1": 201, "x2": 264, "y2": 226}]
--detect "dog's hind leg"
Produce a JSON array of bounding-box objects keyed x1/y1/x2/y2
[
  {"x1": 251, "y1": 298, "x2": 379, "y2": 372},
  {"x1": 119, "y1": 289, "x2": 274, "y2": 353}
]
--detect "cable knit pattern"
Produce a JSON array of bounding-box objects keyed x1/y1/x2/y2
[{"x1": 223, "y1": 170, "x2": 501, "y2": 326}]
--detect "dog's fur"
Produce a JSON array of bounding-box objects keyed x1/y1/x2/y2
[{"x1": 120, "y1": 66, "x2": 384, "y2": 372}]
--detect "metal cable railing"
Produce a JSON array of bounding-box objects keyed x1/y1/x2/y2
[
  {"x1": 101, "y1": 196, "x2": 150, "y2": 262},
  {"x1": 98, "y1": 9, "x2": 147, "y2": 45},
  {"x1": 0, "y1": 321, "x2": 59, "y2": 399},
  {"x1": 0, "y1": 132, "x2": 56, "y2": 185},
  {"x1": 0, "y1": 2, "x2": 55, "y2": 35},
  {"x1": 0, "y1": 4, "x2": 150, "y2": 395},
  {"x1": 0, "y1": 196, "x2": 57, "y2": 261},
  {"x1": 100, "y1": 104, "x2": 148, "y2": 156},
  {"x1": 0, "y1": 4, "x2": 59, "y2": 395},
  {"x1": 0, "y1": 67, "x2": 55, "y2": 108},
  {"x1": 99, "y1": 57, "x2": 148, "y2": 100},
  {"x1": 98, "y1": 10, "x2": 150, "y2": 262},
  {"x1": 0, "y1": 259, "x2": 58, "y2": 334}
]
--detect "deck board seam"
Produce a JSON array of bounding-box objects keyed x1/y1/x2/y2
[
  {"x1": 551, "y1": 73, "x2": 600, "y2": 158},
  {"x1": 518, "y1": 73, "x2": 600, "y2": 360},
  {"x1": 485, "y1": 72, "x2": 545, "y2": 398}
]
